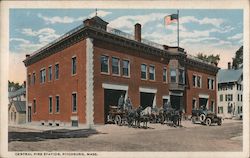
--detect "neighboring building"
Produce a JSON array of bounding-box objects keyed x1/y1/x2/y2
[
  {"x1": 8, "y1": 101, "x2": 26, "y2": 124},
  {"x1": 217, "y1": 62, "x2": 243, "y2": 119},
  {"x1": 8, "y1": 86, "x2": 26, "y2": 103},
  {"x1": 23, "y1": 16, "x2": 219, "y2": 128}
]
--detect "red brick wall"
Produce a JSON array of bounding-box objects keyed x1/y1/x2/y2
[
  {"x1": 27, "y1": 40, "x2": 87, "y2": 124},
  {"x1": 185, "y1": 68, "x2": 217, "y2": 114},
  {"x1": 93, "y1": 40, "x2": 170, "y2": 124}
]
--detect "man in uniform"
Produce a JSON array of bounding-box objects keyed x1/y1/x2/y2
[
  {"x1": 118, "y1": 95, "x2": 125, "y2": 111},
  {"x1": 125, "y1": 96, "x2": 132, "y2": 111}
]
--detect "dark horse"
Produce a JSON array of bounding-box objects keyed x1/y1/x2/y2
[
  {"x1": 127, "y1": 106, "x2": 149, "y2": 128},
  {"x1": 160, "y1": 107, "x2": 182, "y2": 127}
]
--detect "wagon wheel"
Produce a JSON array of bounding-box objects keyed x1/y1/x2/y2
[
  {"x1": 199, "y1": 113, "x2": 206, "y2": 122},
  {"x1": 205, "y1": 118, "x2": 212, "y2": 126},
  {"x1": 115, "y1": 115, "x2": 122, "y2": 126},
  {"x1": 217, "y1": 119, "x2": 222, "y2": 126}
]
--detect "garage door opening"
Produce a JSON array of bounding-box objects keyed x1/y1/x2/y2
[
  {"x1": 170, "y1": 95, "x2": 182, "y2": 110},
  {"x1": 140, "y1": 92, "x2": 155, "y2": 109},
  {"x1": 199, "y1": 98, "x2": 208, "y2": 109},
  {"x1": 104, "y1": 89, "x2": 126, "y2": 124}
]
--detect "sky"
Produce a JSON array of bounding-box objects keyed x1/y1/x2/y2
[{"x1": 9, "y1": 9, "x2": 243, "y2": 83}]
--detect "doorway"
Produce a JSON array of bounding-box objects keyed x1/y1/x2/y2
[
  {"x1": 199, "y1": 98, "x2": 208, "y2": 109},
  {"x1": 104, "y1": 89, "x2": 126, "y2": 123},
  {"x1": 170, "y1": 95, "x2": 182, "y2": 110},
  {"x1": 28, "y1": 106, "x2": 31, "y2": 122},
  {"x1": 140, "y1": 92, "x2": 155, "y2": 109}
]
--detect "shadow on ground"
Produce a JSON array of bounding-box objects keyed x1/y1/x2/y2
[{"x1": 9, "y1": 129, "x2": 101, "y2": 143}]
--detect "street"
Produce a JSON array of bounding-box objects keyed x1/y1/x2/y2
[{"x1": 8, "y1": 120, "x2": 242, "y2": 151}]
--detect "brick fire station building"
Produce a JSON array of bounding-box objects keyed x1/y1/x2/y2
[{"x1": 23, "y1": 16, "x2": 219, "y2": 128}]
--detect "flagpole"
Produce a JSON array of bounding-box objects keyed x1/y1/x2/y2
[{"x1": 177, "y1": 9, "x2": 179, "y2": 49}]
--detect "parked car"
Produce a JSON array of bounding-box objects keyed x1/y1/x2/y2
[{"x1": 191, "y1": 107, "x2": 222, "y2": 126}]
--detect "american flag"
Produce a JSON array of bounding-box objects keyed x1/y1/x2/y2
[{"x1": 164, "y1": 14, "x2": 178, "y2": 25}]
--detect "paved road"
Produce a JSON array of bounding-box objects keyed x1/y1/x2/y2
[{"x1": 9, "y1": 121, "x2": 242, "y2": 151}]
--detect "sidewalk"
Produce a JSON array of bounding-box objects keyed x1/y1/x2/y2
[{"x1": 9, "y1": 119, "x2": 242, "y2": 132}]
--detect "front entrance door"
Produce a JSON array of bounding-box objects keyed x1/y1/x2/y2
[{"x1": 28, "y1": 106, "x2": 31, "y2": 122}]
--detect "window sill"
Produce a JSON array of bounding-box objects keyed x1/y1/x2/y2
[
  {"x1": 112, "y1": 74, "x2": 121, "y2": 77},
  {"x1": 122, "y1": 75, "x2": 130, "y2": 78},
  {"x1": 72, "y1": 73, "x2": 77, "y2": 76},
  {"x1": 101, "y1": 72, "x2": 110, "y2": 75}
]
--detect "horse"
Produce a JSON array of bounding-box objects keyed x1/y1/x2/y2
[{"x1": 139, "y1": 106, "x2": 152, "y2": 128}]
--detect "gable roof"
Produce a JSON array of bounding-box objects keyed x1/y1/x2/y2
[
  {"x1": 217, "y1": 68, "x2": 243, "y2": 83},
  {"x1": 12, "y1": 101, "x2": 26, "y2": 112},
  {"x1": 9, "y1": 87, "x2": 26, "y2": 98}
]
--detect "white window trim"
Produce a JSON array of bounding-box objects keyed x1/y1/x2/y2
[
  {"x1": 55, "y1": 95, "x2": 60, "y2": 114},
  {"x1": 32, "y1": 71, "x2": 36, "y2": 85},
  {"x1": 208, "y1": 77, "x2": 215, "y2": 90},
  {"x1": 40, "y1": 67, "x2": 46, "y2": 84},
  {"x1": 100, "y1": 55, "x2": 110, "y2": 75},
  {"x1": 199, "y1": 94, "x2": 209, "y2": 99},
  {"x1": 111, "y1": 56, "x2": 120, "y2": 76},
  {"x1": 122, "y1": 59, "x2": 130, "y2": 78},
  {"x1": 197, "y1": 75, "x2": 202, "y2": 88},
  {"x1": 163, "y1": 67, "x2": 167, "y2": 83},
  {"x1": 149, "y1": 65, "x2": 155, "y2": 81},
  {"x1": 72, "y1": 55, "x2": 77, "y2": 76},
  {"x1": 48, "y1": 65, "x2": 52, "y2": 81},
  {"x1": 55, "y1": 62, "x2": 59, "y2": 80},
  {"x1": 170, "y1": 68, "x2": 177, "y2": 83},
  {"x1": 102, "y1": 83, "x2": 128, "y2": 91},
  {"x1": 72, "y1": 92, "x2": 77, "y2": 113},
  {"x1": 49, "y1": 96, "x2": 53, "y2": 114},
  {"x1": 141, "y1": 63, "x2": 148, "y2": 80},
  {"x1": 139, "y1": 87, "x2": 157, "y2": 93},
  {"x1": 33, "y1": 98, "x2": 37, "y2": 114}
]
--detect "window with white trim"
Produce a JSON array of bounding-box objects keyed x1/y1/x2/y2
[
  {"x1": 149, "y1": 65, "x2": 155, "y2": 80},
  {"x1": 48, "y1": 66, "x2": 52, "y2": 81},
  {"x1": 112, "y1": 57, "x2": 120, "y2": 75},
  {"x1": 33, "y1": 99, "x2": 36, "y2": 114},
  {"x1": 178, "y1": 68, "x2": 185, "y2": 84},
  {"x1": 207, "y1": 78, "x2": 215, "y2": 90},
  {"x1": 32, "y1": 72, "x2": 36, "y2": 85},
  {"x1": 170, "y1": 68, "x2": 177, "y2": 83},
  {"x1": 49, "y1": 96, "x2": 52, "y2": 113},
  {"x1": 141, "y1": 64, "x2": 147, "y2": 79},
  {"x1": 55, "y1": 96, "x2": 60, "y2": 113},
  {"x1": 40, "y1": 69, "x2": 46, "y2": 83},
  {"x1": 122, "y1": 60, "x2": 130, "y2": 77},
  {"x1": 55, "y1": 64, "x2": 59, "y2": 79},
  {"x1": 72, "y1": 56, "x2": 77, "y2": 75},
  {"x1": 72, "y1": 93, "x2": 77, "y2": 112},
  {"x1": 163, "y1": 67, "x2": 167, "y2": 82},
  {"x1": 101, "y1": 55, "x2": 109, "y2": 73}
]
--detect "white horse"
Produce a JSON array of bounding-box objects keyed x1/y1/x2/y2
[{"x1": 140, "y1": 106, "x2": 152, "y2": 116}]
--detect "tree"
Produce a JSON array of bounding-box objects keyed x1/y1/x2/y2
[
  {"x1": 196, "y1": 53, "x2": 220, "y2": 65},
  {"x1": 232, "y1": 46, "x2": 243, "y2": 69},
  {"x1": 8, "y1": 80, "x2": 22, "y2": 91}
]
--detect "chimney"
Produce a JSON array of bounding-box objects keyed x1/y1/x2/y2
[
  {"x1": 134, "y1": 23, "x2": 141, "y2": 42},
  {"x1": 228, "y1": 62, "x2": 231, "y2": 69},
  {"x1": 26, "y1": 54, "x2": 30, "y2": 58}
]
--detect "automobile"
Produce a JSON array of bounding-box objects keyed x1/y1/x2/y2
[{"x1": 191, "y1": 107, "x2": 222, "y2": 126}]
